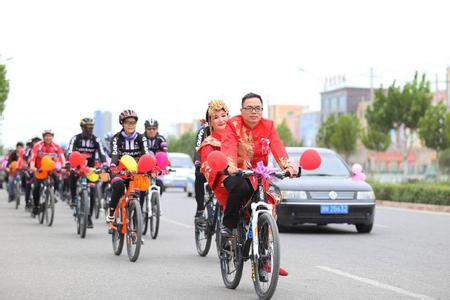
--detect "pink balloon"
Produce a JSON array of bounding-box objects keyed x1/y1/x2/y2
[
  {"x1": 353, "y1": 172, "x2": 366, "y2": 181},
  {"x1": 352, "y1": 163, "x2": 363, "y2": 174},
  {"x1": 156, "y1": 152, "x2": 170, "y2": 169}
]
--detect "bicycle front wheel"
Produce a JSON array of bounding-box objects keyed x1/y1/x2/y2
[
  {"x1": 38, "y1": 189, "x2": 45, "y2": 224},
  {"x1": 79, "y1": 189, "x2": 89, "y2": 238},
  {"x1": 252, "y1": 212, "x2": 280, "y2": 300},
  {"x1": 149, "y1": 192, "x2": 160, "y2": 239},
  {"x1": 126, "y1": 200, "x2": 143, "y2": 262},
  {"x1": 195, "y1": 200, "x2": 213, "y2": 257},
  {"x1": 44, "y1": 187, "x2": 55, "y2": 227},
  {"x1": 142, "y1": 193, "x2": 149, "y2": 235},
  {"x1": 15, "y1": 181, "x2": 21, "y2": 209}
]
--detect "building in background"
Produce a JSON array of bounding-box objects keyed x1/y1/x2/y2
[
  {"x1": 299, "y1": 112, "x2": 320, "y2": 147},
  {"x1": 93, "y1": 110, "x2": 112, "y2": 138},
  {"x1": 447, "y1": 66, "x2": 450, "y2": 107},
  {"x1": 320, "y1": 87, "x2": 371, "y2": 122},
  {"x1": 268, "y1": 105, "x2": 306, "y2": 141},
  {"x1": 176, "y1": 122, "x2": 194, "y2": 137}
]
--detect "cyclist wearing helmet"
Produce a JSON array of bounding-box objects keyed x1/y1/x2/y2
[
  {"x1": 67, "y1": 117, "x2": 107, "y2": 228},
  {"x1": 193, "y1": 111, "x2": 210, "y2": 219},
  {"x1": 22, "y1": 137, "x2": 41, "y2": 209},
  {"x1": 106, "y1": 110, "x2": 150, "y2": 225},
  {"x1": 6, "y1": 142, "x2": 25, "y2": 202},
  {"x1": 143, "y1": 118, "x2": 167, "y2": 194},
  {"x1": 144, "y1": 118, "x2": 168, "y2": 154},
  {"x1": 29, "y1": 130, "x2": 66, "y2": 216}
]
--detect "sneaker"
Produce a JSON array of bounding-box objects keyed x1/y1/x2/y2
[
  {"x1": 220, "y1": 224, "x2": 233, "y2": 238},
  {"x1": 106, "y1": 209, "x2": 115, "y2": 223},
  {"x1": 70, "y1": 199, "x2": 76, "y2": 208},
  {"x1": 194, "y1": 210, "x2": 206, "y2": 224},
  {"x1": 87, "y1": 217, "x2": 94, "y2": 229},
  {"x1": 141, "y1": 236, "x2": 145, "y2": 245},
  {"x1": 32, "y1": 206, "x2": 39, "y2": 216}
]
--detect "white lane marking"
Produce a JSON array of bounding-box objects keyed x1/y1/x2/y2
[
  {"x1": 378, "y1": 206, "x2": 450, "y2": 216},
  {"x1": 316, "y1": 266, "x2": 434, "y2": 300},
  {"x1": 374, "y1": 224, "x2": 390, "y2": 228},
  {"x1": 161, "y1": 217, "x2": 193, "y2": 229}
]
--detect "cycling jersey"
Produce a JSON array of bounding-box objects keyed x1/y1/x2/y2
[
  {"x1": 193, "y1": 125, "x2": 210, "y2": 167},
  {"x1": 110, "y1": 130, "x2": 149, "y2": 165},
  {"x1": 30, "y1": 141, "x2": 66, "y2": 169},
  {"x1": 67, "y1": 133, "x2": 107, "y2": 167},
  {"x1": 145, "y1": 133, "x2": 168, "y2": 154}
]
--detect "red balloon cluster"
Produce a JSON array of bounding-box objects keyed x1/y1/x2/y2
[
  {"x1": 155, "y1": 152, "x2": 170, "y2": 169},
  {"x1": 206, "y1": 151, "x2": 228, "y2": 171},
  {"x1": 138, "y1": 154, "x2": 157, "y2": 173},
  {"x1": 299, "y1": 149, "x2": 321, "y2": 170},
  {"x1": 69, "y1": 151, "x2": 87, "y2": 168}
]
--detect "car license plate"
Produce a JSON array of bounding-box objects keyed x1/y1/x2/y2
[
  {"x1": 320, "y1": 205, "x2": 348, "y2": 214},
  {"x1": 175, "y1": 182, "x2": 185, "y2": 187}
]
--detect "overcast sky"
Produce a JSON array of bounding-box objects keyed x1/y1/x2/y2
[{"x1": 1, "y1": 0, "x2": 449, "y2": 148}]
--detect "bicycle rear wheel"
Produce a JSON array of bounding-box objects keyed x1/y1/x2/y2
[
  {"x1": 45, "y1": 187, "x2": 55, "y2": 227},
  {"x1": 252, "y1": 212, "x2": 280, "y2": 300},
  {"x1": 220, "y1": 226, "x2": 244, "y2": 289},
  {"x1": 195, "y1": 200, "x2": 213, "y2": 257},
  {"x1": 126, "y1": 200, "x2": 143, "y2": 262},
  {"x1": 112, "y1": 210, "x2": 124, "y2": 255},
  {"x1": 149, "y1": 192, "x2": 160, "y2": 239}
]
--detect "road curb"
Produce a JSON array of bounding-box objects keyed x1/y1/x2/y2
[{"x1": 376, "y1": 200, "x2": 450, "y2": 213}]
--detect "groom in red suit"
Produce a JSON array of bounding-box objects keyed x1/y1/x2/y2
[{"x1": 220, "y1": 92, "x2": 296, "y2": 236}]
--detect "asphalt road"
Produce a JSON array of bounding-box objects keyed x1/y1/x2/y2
[{"x1": 0, "y1": 188, "x2": 449, "y2": 300}]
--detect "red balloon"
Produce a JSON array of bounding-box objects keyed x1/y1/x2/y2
[
  {"x1": 138, "y1": 154, "x2": 157, "y2": 173},
  {"x1": 155, "y1": 152, "x2": 169, "y2": 169},
  {"x1": 207, "y1": 151, "x2": 228, "y2": 171},
  {"x1": 299, "y1": 149, "x2": 321, "y2": 170},
  {"x1": 69, "y1": 151, "x2": 87, "y2": 168}
]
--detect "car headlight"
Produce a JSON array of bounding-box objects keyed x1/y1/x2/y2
[
  {"x1": 281, "y1": 190, "x2": 308, "y2": 200},
  {"x1": 357, "y1": 191, "x2": 375, "y2": 200}
]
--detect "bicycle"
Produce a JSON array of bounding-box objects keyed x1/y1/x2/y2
[
  {"x1": 71, "y1": 167, "x2": 100, "y2": 238},
  {"x1": 110, "y1": 170, "x2": 150, "y2": 262},
  {"x1": 195, "y1": 183, "x2": 223, "y2": 257},
  {"x1": 12, "y1": 173, "x2": 22, "y2": 209},
  {"x1": 36, "y1": 171, "x2": 56, "y2": 227},
  {"x1": 218, "y1": 168, "x2": 295, "y2": 300}
]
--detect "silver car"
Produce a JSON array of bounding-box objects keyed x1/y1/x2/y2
[{"x1": 270, "y1": 147, "x2": 375, "y2": 233}]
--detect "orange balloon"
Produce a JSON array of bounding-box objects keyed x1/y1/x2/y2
[
  {"x1": 9, "y1": 161, "x2": 18, "y2": 170},
  {"x1": 41, "y1": 156, "x2": 56, "y2": 171},
  {"x1": 35, "y1": 170, "x2": 49, "y2": 179},
  {"x1": 132, "y1": 174, "x2": 150, "y2": 191}
]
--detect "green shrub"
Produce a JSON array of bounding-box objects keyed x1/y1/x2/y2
[{"x1": 370, "y1": 181, "x2": 450, "y2": 206}]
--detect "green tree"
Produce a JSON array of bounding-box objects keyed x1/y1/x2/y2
[
  {"x1": 330, "y1": 114, "x2": 360, "y2": 162},
  {"x1": 418, "y1": 102, "x2": 448, "y2": 151},
  {"x1": 316, "y1": 113, "x2": 337, "y2": 148},
  {"x1": 365, "y1": 72, "x2": 432, "y2": 179},
  {"x1": 0, "y1": 63, "x2": 10, "y2": 116},
  {"x1": 361, "y1": 127, "x2": 390, "y2": 152},
  {"x1": 167, "y1": 131, "x2": 197, "y2": 159},
  {"x1": 276, "y1": 119, "x2": 294, "y2": 146}
]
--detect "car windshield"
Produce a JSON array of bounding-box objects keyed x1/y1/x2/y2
[
  {"x1": 169, "y1": 156, "x2": 194, "y2": 168},
  {"x1": 272, "y1": 151, "x2": 350, "y2": 177}
]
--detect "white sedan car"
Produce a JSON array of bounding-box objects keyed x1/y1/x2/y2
[{"x1": 163, "y1": 152, "x2": 195, "y2": 191}]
